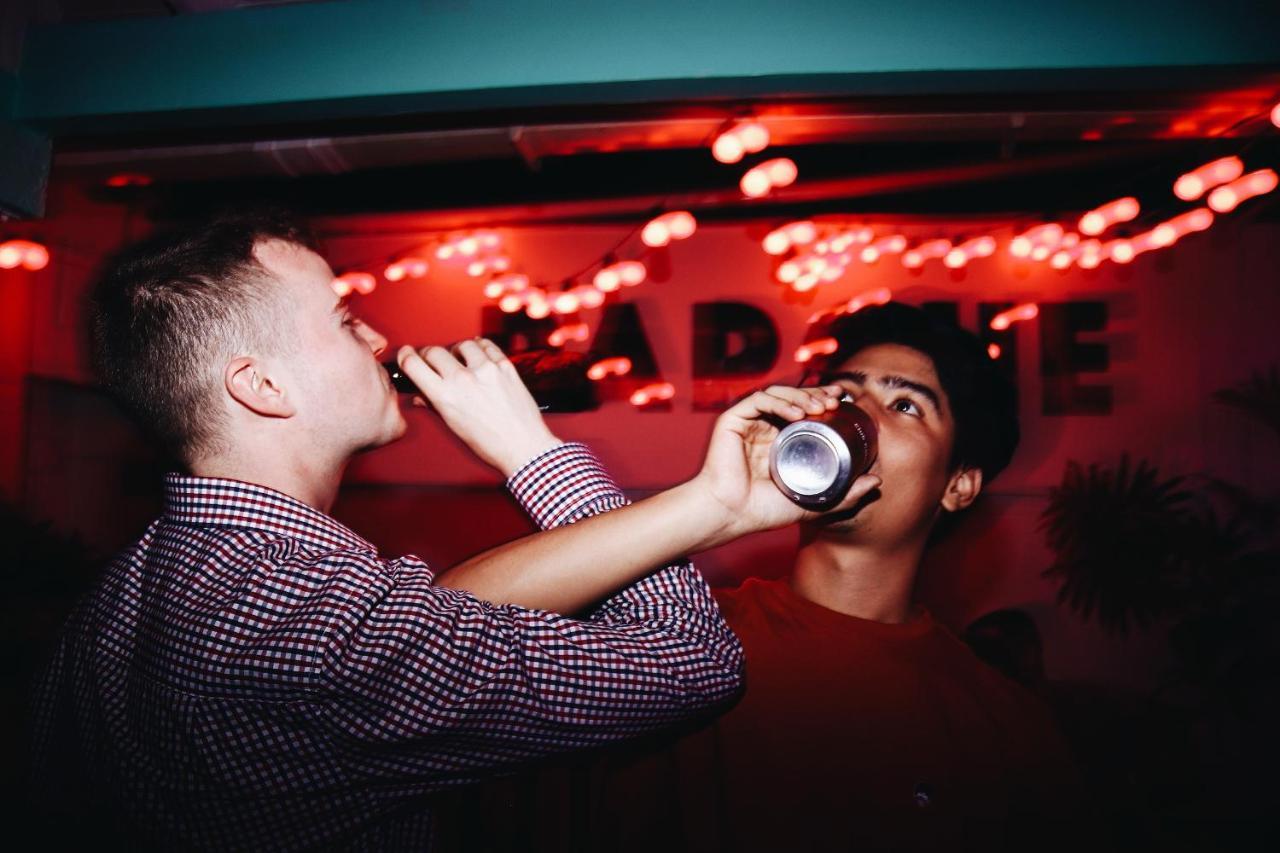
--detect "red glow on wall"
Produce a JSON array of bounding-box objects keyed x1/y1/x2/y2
[{"x1": 104, "y1": 173, "x2": 153, "y2": 188}]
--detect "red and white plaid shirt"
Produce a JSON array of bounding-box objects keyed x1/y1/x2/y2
[{"x1": 31, "y1": 443, "x2": 743, "y2": 850}]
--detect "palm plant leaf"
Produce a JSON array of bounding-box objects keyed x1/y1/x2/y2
[
  {"x1": 1039, "y1": 455, "x2": 1195, "y2": 635},
  {"x1": 1212, "y1": 365, "x2": 1280, "y2": 438}
]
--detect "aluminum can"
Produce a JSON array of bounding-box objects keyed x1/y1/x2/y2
[{"x1": 769, "y1": 402, "x2": 878, "y2": 508}]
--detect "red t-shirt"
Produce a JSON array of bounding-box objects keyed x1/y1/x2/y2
[
  {"x1": 439, "y1": 577, "x2": 1085, "y2": 852},
  {"x1": 589, "y1": 577, "x2": 1084, "y2": 852}
]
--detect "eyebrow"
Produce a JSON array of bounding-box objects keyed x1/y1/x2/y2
[{"x1": 821, "y1": 369, "x2": 945, "y2": 418}]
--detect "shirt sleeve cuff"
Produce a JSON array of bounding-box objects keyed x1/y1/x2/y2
[{"x1": 506, "y1": 442, "x2": 626, "y2": 530}]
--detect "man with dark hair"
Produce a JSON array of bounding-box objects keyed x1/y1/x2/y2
[
  {"x1": 30, "y1": 211, "x2": 878, "y2": 850},
  {"x1": 502, "y1": 302, "x2": 1081, "y2": 852}
]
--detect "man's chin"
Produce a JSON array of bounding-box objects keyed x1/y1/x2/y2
[
  {"x1": 806, "y1": 486, "x2": 880, "y2": 530},
  {"x1": 355, "y1": 415, "x2": 408, "y2": 454}
]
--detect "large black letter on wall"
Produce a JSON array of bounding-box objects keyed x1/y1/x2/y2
[
  {"x1": 1039, "y1": 301, "x2": 1112, "y2": 415},
  {"x1": 692, "y1": 302, "x2": 779, "y2": 410}
]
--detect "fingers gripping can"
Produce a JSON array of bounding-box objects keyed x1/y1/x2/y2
[{"x1": 769, "y1": 403, "x2": 878, "y2": 508}]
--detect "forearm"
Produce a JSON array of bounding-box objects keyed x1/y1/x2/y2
[{"x1": 434, "y1": 478, "x2": 733, "y2": 613}]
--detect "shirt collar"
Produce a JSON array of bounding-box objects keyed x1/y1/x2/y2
[{"x1": 163, "y1": 474, "x2": 375, "y2": 553}]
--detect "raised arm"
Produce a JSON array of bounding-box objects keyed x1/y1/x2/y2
[{"x1": 396, "y1": 340, "x2": 880, "y2": 613}]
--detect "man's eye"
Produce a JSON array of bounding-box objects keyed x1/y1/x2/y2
[{"x1": 892, "y1": 398, "x2": 922, "y2": 416}]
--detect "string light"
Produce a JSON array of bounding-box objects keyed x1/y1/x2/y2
[
  {"x1": 526, "y1": 295, "x2": 551, "y2": 320},
  {"x1": 333, "y1": 272, "x2": 376, "y2": 296},
  {"x1": 1078, "y1": 197, "x2": 1140, "y2": 236},
  {"x1": 987, "y1": 343, "x2": 1002, "y2": 360},
  {"x1": 1010, "y1": 223, "x2": 1064, "y2": 258},
  {"x1": 1174, "y1": 156, "x2": 1244, "y2": 201},
  {"x1": 1050, "y1": 247, "x2": 1079, "y2": 269},
  {"x1": 736, "y1": 122, "x2": 770, "y2": 154},
  {"x1": 594, "y1": 266, "x2": 622, "y2": 291},
  {"x1": 763, "y1": 221, "x2": 817, "y2": 255},
  {"x1": 617, "y1": 260, "x2": 647, "y2": 286},
  {"x1": 902, "y1": 238, "x2": 952, "y2": 269},
  {"x1": 763, "y1": 158, "x2": 798, "y2": 187},
  {"x1": 630, "y1": 382, "x2": 676, "y2": 407},
  {"x1": 435, "y1": 231, "x2": 502, "y2": 261},
  {"x1": 807, "y1": 287, "x2": 893, "y2": 324},
  {"x1": 943, "y1": 236, "x2": 996, "y2": 269},
  {"x1": 740, "y1": 166, "x2": 773, "y2": 198},
  {"x1": 989, "y1": 303, "x2": 1039, "y2": 330},
  {"x1": 0, "y1": 239, "x2": 50, "y2": 271},
  {"x1": 1078, "y1": 241, "x2": 1104, "y2": 269},
  {"x1": 574, "y1": 286, "x2": 606, "y2": 309},
  {"x1": 859, "y1": 235, "x2": 907, "y2": 264},
  {"x1": 587, "y1": 357, "x2": 632, "y2": 381},
  {"x1": 794, "y1": 337, "x2": 839, "y2": 363},
  {"x1": 711, "y1": 119, "x2": 770, "y2": 164},
  {"x1": 1207, "y1": 168, "x2": 1278, "y2": 213},
  {"x1": 740, "y1": 158, "x2": 798, "y2": 198},
  {"x1": 383, "y1": 256, "x2": 430, "y2": 282},
  {"x1": 550, "y1": 291, "x2": 581, "y2": 314},
  {"x1": 548, "y1": 322, "x2": 590, "y2": 347},
  {"x1": 467, "y1": 256, "x2": 511, "y2": 277},
  {"x1": 642, "y1": 211, "x2": 698, "y2": 247}
]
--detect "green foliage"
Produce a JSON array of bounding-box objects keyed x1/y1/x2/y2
[
  {"x1": 1040, "y1": 455, "x2": 1194, "y2": 635},
  {"x1": 1040, "y1": 364, "x2": 1280, "y2": 711},
  {"x1": 1211, "y1": 365, "x2": 1280, "y2": 438}
]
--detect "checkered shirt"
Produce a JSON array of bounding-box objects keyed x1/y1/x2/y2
[{"x1": 30, "y1": 442, "x2": 743, "y2": 851}]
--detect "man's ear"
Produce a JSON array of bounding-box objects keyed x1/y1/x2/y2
[
  {"x1": 225, "y1": 356, "x2": 296, "y2": 418},
  {"x1": 940, "y1": 465, "x2": 983, "y2": 513}
]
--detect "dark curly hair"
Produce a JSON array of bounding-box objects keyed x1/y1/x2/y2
[
  {"x1": 89, "y1": 209, "x2": 316, "y2": 463},
  {"x1": 808, "y1": 302, "x2": 1020, "y2": 485}
]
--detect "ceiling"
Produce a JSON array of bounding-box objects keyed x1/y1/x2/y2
[
  {"x1": 44, "y1": 0, "x2": 327, "y2": 23},
  {"x1": 22, "y1": 3, "x2": 1279, "y2": 224},
  {"x1": 50, "y1": 81, "x2": 1280, "y2": 225}
]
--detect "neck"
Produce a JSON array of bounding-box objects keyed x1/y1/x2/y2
[
  {"x1": 790, "y1": 529, "x2": 925, "y2": 623},
  {"x1": 190, "y1": 435, "x2": 348, "y2": 514}
]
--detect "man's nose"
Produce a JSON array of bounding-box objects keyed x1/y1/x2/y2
[{"x1": 361, "y1": 323, "x2": 389, "y2": 357}]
